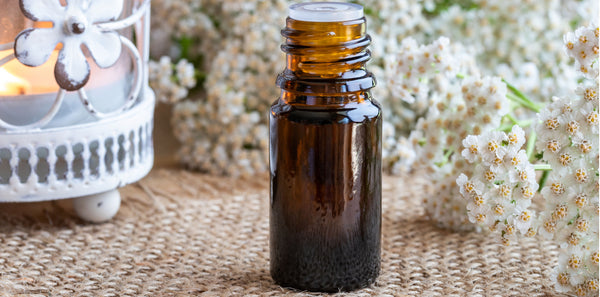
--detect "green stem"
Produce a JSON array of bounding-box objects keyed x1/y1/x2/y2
[
  {"x1": 526, "y1": 130, "x2": 537, "y2": 161},
  {"x1": 498, "y1": 116, "x2": 532, "y2": 132},
  {"x1": 506, "y1": 93, "x2": 541, "y2": 113},
  {"x1": 435, "y1": 149, "x2": 454, "y2": 167},
  {"x1": 506, "y1": 114, "x2": 519, "y2": 124},
  {"x1": 503, "y1": 79, "x2": 537, "y2": 104},
  {"x1": 519, "y1": 120, "x2": 532, "y2": 127},
  {"x1": 533, "y1": 164, "x2": 552, "y2": 171},
  {"x1": 503, "y1": 79, "x2": 543, "y2": 112},
  {"x1": 538, "y1": 170, "x2": 550, "y2": 192},
  {"x1": 178, "y1": 36, "x2": 193, "y2": 60},
  {"x1": 497, "y1": 124, "x2": 515, "y2": 132}
]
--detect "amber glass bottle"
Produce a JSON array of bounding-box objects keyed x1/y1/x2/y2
[{"x1": 269, "y1": 2, "x2": 381, "y2": 292}]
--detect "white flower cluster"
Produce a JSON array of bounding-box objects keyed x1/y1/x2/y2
[
  {"x1": 457, "y1": 125, "x2": 538, "y2": 245},
  {"x1": 538, "y1": 94, "x2": 599, "y2": 296},
  {"x1": 388, "y1": 37, "x2": 471, "y2": 105},
  {"x1": 564, "y1": 25, "x2": 600, "y2": 78},
  {"x1": 170, "y1": 0, "x2": 287, "y2": 176},
  {"x1": 148, "y1": 56, "x2": 197, "y2": 104},
  {"x1": 388, "y1": 37, "x2": 511, "y2": 229},
  {"x1": 536, "y1": 25, "x2": 599, "y2": 296},
  {"x1": 383, "y1": 37, "x2": 480, "y2": 173},
  {"x1": 457, "y1": 25, "x2": 599, "y2": 297},
  {"x1": 360, "y1": 0, "x2": 429, "y2": 136},
  {"x1": 429, "y1": 0, "x2": 597, "y2": 100},
  {"x1": 377, "y1": 0, "x2": 596, "y2": 142}
]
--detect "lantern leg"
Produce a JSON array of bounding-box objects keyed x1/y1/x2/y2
[{"x1": 72, "y1": 189, "x2": 121, "y2": 223}]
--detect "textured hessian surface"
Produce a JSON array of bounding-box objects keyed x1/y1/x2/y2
[{"x1": 0, "y1": 169, "x2": 566, "y2": 296}]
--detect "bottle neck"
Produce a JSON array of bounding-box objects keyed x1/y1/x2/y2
[
  {"x1": 281, "y1": 90, "x2": 370, "y2": 105},
  {"x1": 277, "y1": 17, "x2": 375, "y2": 100}
]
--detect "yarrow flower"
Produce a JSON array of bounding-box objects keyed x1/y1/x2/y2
[
  {"x1": 389, "y1": 37, "x2": 460, "y2": 105},
  {"x1": 388, "y1": 36, "x2": 511, "y2": 230},
  {"x1": 149, "y1": 56, "x2": 197, "y2": 104},
  {"x1": 457, "y1": 125, "x2": 539, "y2": 245},
  {"x1": 535, "y1": 25, "x2": 599, "y2": 293},
  {"x1": 564, "y1": 24, "x2": 600, "y2": 78},
  {"x1": 378, "y1": 0, "x2": 596, "y2": 161},
  {"x1": 458, "y1": 24, "x2": 599, "y2": 297},
  {"x1": 169, "y1": 0, "x2": 285, "y2": 176}
]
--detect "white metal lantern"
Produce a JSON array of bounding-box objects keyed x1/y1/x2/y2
[{"x1": 0, "y1": 0, "x2": 154, "y2": 222}]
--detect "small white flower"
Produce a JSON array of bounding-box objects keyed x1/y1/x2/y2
[
  {"x1": 516, "y1": 182, "x2": 538, "y2": 202},
  {"x1": 571, "y1": 135, "x2": 596, "y2": 156},
  {"x1": 538, "y1": 216, "x2": 558, "y2": 240},
  {"x1": 507, "y1": 150, "x2": 528, "y2": 168},
  {"x1": 536, "y1": 100, "x2": 568, "y2": 145},
  {"x1": 176, "y1": 59, "x2": 197, "y2": 88},
  {"x1": 541, "y1": 176, "x2": 573, "y2": 204},
  {"x1": 479, "y1": 131, "x2": 508, "y2": 164},
  {"x1": 506, "y1": 125, "x2": 526, "y2": 155},
  {"x1": 466, "y1": 192, "x2": 487, "y2": 211},
  {"x1": 468, "y1": 208, "x2": 492, "y2": 226},
  {"x1": 579, "y1": 102, "x2": 599, "y2": 135},
  {"x1": 577, "y1": 80, "x2": 600, "y2": 106},
  {"x1": 509, "y1": 163, "x2": 536, "y2": 184},
  {"x1": 456, "y1": 173, "x2": 483, "y2": 197},
  {"x1": 560, "y1": 109, "x2": 584, "y2": 139},
  {"x1": 560, "y1": 249, "x2": 587, "y2": 284},
  {"x1": 461, "y1": 135, "x2": 481, "y2": 163},
  {"x1": 514, "y1": 208, "x2": 534, "y2": 234},
  {"x1": 546, "y1": 146, "x2": 578, "y2": 172},
  {"x1": 490, "y1": 199, "x2": 515, "y2": 223},
  {"x1": 551, "y1": 268, "x2": 574, "y2": 293},
  {"x1": 474, "y1": 163, "x2": 498, "y2": 185}
]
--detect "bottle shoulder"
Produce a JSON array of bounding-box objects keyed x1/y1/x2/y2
[{"x1": 271, "y1": 97, "x2": 381, "y2": 124}]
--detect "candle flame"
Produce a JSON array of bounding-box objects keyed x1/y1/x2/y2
[{"x1": 0, "y1": 68, "x2": 31, "y2": 96}]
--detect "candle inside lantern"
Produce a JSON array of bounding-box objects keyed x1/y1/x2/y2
[
  {"x1": 0, "y1": 43, "x2": 133, "y2": 128},
  {"x1": 0, "y1": 68, "x2": 31, "y2": 95},
  {"x1": 0, "y1": 48, "x2": 59, "y2": 95},
  {"x1": 1, "y1": 46, "x2": 134, "y2": 96}
]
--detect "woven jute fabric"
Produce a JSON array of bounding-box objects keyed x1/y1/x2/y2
[{"x1": 0, "y1": 168, "x2": 567, "y2": 296}]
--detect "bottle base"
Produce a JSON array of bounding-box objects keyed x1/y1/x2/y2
[{"x1": 271, "y1": 265, "x2": 380, "y2": 293}]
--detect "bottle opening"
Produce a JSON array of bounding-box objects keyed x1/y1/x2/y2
[{"x1": 289, "y1": 2, "x2": 364, "y2": 22}]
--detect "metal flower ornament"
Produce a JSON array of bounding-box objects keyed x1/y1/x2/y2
[
  {"x1": 15, "y1": 0, "x2": 124, "y2": 91},
  {"x1": 0, "y1": 0, "x2": 150, "y2": 129}
]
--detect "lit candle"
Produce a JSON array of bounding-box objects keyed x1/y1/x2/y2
[
  {"x1": 0, "y1": 68, "x2": 31, "y2": 95},
  {"x1": 0, "y1": 48, "x2": 56, "y2": 95}
]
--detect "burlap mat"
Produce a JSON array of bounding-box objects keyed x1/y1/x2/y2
[{"x1": 0, "y1": 168, "x2": 567, "y2": 296}]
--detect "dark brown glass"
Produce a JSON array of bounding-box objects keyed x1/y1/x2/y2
[{"x1": 269, "y1": 16, "x2": 381, "y2": 292}]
